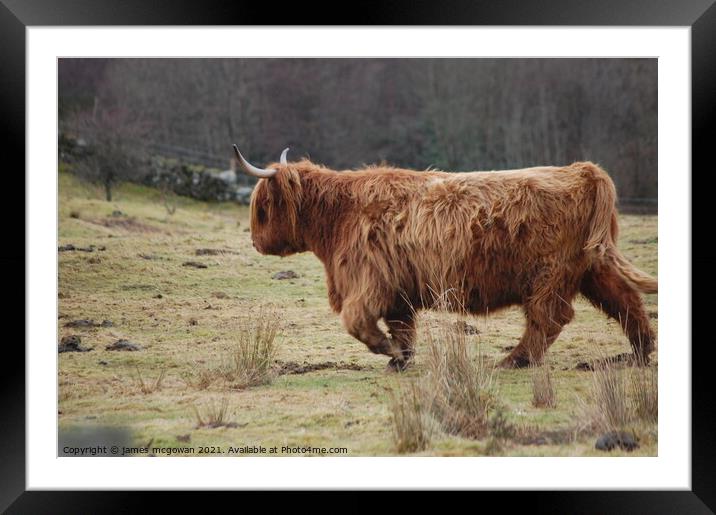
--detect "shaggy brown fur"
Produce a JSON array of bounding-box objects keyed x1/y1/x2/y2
[{"x1": 249, "y1": 158, "x2": 657, "y2": 370}]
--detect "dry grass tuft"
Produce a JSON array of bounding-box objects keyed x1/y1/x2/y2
[
  {"x1": 181, "y1": 365, "x2": 221, "y2": 390},
  {"x1": 580, "y1": 353, "x2": 658, "y2": 433},
  {"x1": 388, "y1": 380, "x2": 432, "y2": 454},
  {"x1": 421, "y1": 296, "x2": 496, "y2": 439},
  {"x1": 588, "y1": 360, "x2": 630, "y2": 432},
  {"x1": 182, "y1": 307, "x2": 282, "y2": 390},
  {"x1": 630, "y1": 364, "x2": 658, "y2": 424},
  {"x1": 222, "y1": 308, "x2": 281, "y2": 387},
  {"x1": 193, "y1": 398, "x2": 232, "y2": 428},
  {"x1": 388, "y1": 293, "x2": 504, "y2": 450},
  {"x1": 531, "y1": 364, "x2": 557, "y2": 408},
  {"x1": 134, "y1": 366, "x2": 167, "y2": 395}
]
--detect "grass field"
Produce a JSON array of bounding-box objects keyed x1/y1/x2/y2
[{"x1": 58, "y1": 171, "x2": 658, "y2": 456}]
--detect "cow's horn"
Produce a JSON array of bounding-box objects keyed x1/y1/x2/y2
[
  {"x1": 232, "y1": 145, "x2": 278, "y2": 179},
  {"x1": 280, "y1": 147, "x2": 289, "y2": 166}
]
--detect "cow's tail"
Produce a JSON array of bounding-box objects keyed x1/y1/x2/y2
[{"x1": 580, "y1": 162, "x2": 658, "y2": 294}]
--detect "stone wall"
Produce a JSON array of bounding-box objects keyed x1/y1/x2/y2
[
  {"x1": 144, "y1": 156, "x2": 253, "y2": 204},
  {"x1": 59, "y1": 132, "x2": 254, "y2": 204}
]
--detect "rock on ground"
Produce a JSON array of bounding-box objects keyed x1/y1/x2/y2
[
  {"x1": 595, "y1": 431, "x2": 640, "y2": 452},
  {"x1": 105, "y1": 339, "x2": 143, "y2": 351},
  {"x1": 59, "y1": 335, "x2": 93, "y2": 353},
  {"x1": 272, "y1": 270, "x2": 299, "y2": 280}
]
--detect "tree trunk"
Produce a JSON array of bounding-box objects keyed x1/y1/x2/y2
[{"x1": 104, "y1": 180, "x2": 112, "y2": 202}]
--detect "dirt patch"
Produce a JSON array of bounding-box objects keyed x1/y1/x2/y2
[
  {"x1": 121, "y1": 284, "x2": 156, "y2": 291},
  {"x1": 59, "y1": 244, "x2": 106, "y2": 252},
  {"x1": 513, "y1": 426, "x2": 578, "y2": 446},
  {"x1": 453, "y1": 320, "x2": 480, "y2": 335},
  {"x1": 183, "y1": 261, "x2": 208, "y2": 269},
  {"x1": 629, "y1": 237, "x2": 658, "y2": 245},
  {"x1": 272, "y1": 270, "x2": 299, "y2": 280},
  {"x1": 196, "y1": 421, "x2": 247, "y2": 429},
  {"x1": 64, "y1": 319, "x2": 113, "y2": 328},
  {"x1": 105, "y1": 339, "x2": 143, "y2": 351},
  {"x1": 138, "y1": 253, "x2": 169, "y2": 261},
  {"x1": 90, "y1": 216, "x2": 163, "y2": 233},
  {"x1": 274, "y1": 360, "x2": 367, "y2": 375},
  {"x1": 195, "y1": 248, "x2": 239, "y2": 256},
  {"x1": 575, "y1": 353, "x2": 636, "y2": 371}
]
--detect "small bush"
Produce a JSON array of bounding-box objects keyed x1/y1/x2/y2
[
  {"x1": 531, "y1": 364, "x2": 557, "y2": 408},
  {"x1": 388, "y1": 381, "x2": 432, "y2": 454}
]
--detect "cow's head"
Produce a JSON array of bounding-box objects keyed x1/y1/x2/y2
[{"x1": 233, "y1": 145, "x2": 306, "y2": 256}]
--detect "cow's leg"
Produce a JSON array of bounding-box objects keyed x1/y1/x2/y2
[
  {"x1": 580, "y1": 265, "x2": 655, "y2": 363},
  {"x1": 341, "y1": 299, "x2": 402, "y2": 360},
  {"x1": 385, "y1": 310, "x2": 416, "y2": 371},
  {"x1": 499, "y1": 284, "x2": 575, "y2": 369}
]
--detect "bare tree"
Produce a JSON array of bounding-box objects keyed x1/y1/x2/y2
[{"x1": 71, "y1": 97, "x2": 149, "y2": 201}]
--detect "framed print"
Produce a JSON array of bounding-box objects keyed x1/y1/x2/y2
[{"x1": 4, "y1": 0, "x2": 714, "y2": 511}]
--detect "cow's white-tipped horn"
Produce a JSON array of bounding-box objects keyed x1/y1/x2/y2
[
  {"x1": 232, "y1": 144, "x2": 278, "y2": 179},
  {"x1": 280, "y1": 147, "x2": 289, "y2": 166}
]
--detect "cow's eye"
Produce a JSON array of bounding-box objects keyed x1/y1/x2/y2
[{"x1": 257, "y1": 206, "x2": 267, "y2": 224}]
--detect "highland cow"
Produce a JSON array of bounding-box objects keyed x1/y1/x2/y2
[{"x1": 234, "y1": 145, "x2": 657, "y2": 371}]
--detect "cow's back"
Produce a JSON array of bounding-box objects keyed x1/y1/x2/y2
[
  {"x1": 325, "y1": 162, "x2": 601, "y2": 314},
  {"x1": 388, "y1": 164, "x2": 597, "y2": 308}
]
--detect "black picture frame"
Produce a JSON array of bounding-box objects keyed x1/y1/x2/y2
[{"x1": 3, "y1": 0, "x2": 713, "y2": 511}]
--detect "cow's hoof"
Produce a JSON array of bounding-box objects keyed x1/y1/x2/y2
[
  {"x1": 371, "y1": 337, "x2": 403, "y2": 358},
  {"x1": 386, "y1": 357, "x2": 411, "y2": 373},
  {"x1": 498, "y1": 354, "x2": 532, "y2": 369}
]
